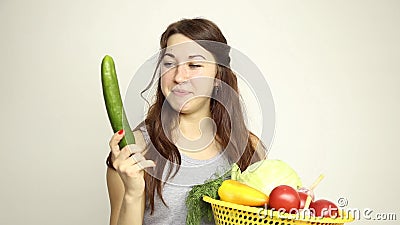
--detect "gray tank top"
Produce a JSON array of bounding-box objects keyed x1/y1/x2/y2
[{"x1": 140, "y1": 126, "x2": 231, "y2": 225}]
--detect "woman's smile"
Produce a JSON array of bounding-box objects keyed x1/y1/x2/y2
[{"x1": 171, "y1": 88, "x2": 193, "y2": 97}]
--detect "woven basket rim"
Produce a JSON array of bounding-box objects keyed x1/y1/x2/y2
[{"x1": 203, "y1": 196, "x2": 355, "y2": 223}]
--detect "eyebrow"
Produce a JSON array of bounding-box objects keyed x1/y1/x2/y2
[
  {"x1": 188, "y1": 54, "x2": 206, "y2": 60},
  {"x1": 163, "y1": 53, "x2": 206, "y2": 60}
]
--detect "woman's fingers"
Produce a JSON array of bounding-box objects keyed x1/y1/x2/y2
[
  {"x1": 126, "y1": 144, "x2": 145, "y2": 154},
  {"x1": 109, "y1": 129, "x2": 125, "y2": 155},
  {"x1": 117, "y1": 152, "x2": 154, "y2": 171},
  {"x1": 123, "y1": 160, "x2": 155, "y2": 178},
  {"x1": 126, "y1": 160, "x2": 156, "y2": 175},
  {"x1": 114, "y1": 145, "x2": 151, "y2": 172},
  {"x1": 136, "y1": 160, "x2": 156, "y2": 169},
  {"x1": 109, "y1": 131, "x2": 154, "y2": 175},
  {"x1": 113, "y1": 147, "x2": 131, "y2": 168},
  {"x1": 117, "y1": 144, "x2": 143, "y2": 160},
  {"x1": 130, "y1": 153, "x2": 146, "y2": 164},
  {"x1": 117, "y1": 155, "x2": 155, "y2": 177}
]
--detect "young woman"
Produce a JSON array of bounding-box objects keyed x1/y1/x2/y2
[{"x1": 106, "y1": 18, "x2": 267, "y2": 225}]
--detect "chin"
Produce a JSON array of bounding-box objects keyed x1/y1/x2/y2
[
  {"x1": 166, "y1": 99, "x2": 187, "y2": 112},
  {"x1": 167, "y1": 97, "x2": 210, "y2": 115},
  {"x1": 176, "y1": 104, "x2": 192, "y2": 114}
]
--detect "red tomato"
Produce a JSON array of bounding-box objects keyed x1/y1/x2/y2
[
  {"x1": 310, "y1": 199, "x2": 339, "y2": 218},
  {"x1": 268, "y1": 185, "x2": 300, "y2": 213}
]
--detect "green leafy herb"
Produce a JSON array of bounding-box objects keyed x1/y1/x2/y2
[{"x1": 185, "y1": 170, "x2": 231, "y2": 225}]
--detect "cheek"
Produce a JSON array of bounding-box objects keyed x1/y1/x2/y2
[
  {"x1": 193, "y1": 65, "x2": 217, "y2": 94},
  {"x1": 204, "y1": 63, "x2": 217, "y2": 78},
  {"x1": 192, "y1": 78, "x2": 215, "y2": 96},
  {"x1": 160, "y1": 72, "x2": 173, "y2": 95}
]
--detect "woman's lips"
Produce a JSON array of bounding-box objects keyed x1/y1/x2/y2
[{"x1": 172, "y1": 89, "x2": 192, "y2": 96}]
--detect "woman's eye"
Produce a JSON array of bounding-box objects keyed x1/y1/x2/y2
[
  {"x1": 163, "y1": 62, "x2": 175, "y2": 68},
  {"x1": 188, "y1": 64, "x2": 203, "y2": 68}
]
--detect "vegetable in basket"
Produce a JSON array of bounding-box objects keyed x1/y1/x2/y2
[
  {"x1": 310, "y1": 199, "x2": 339, "y2": 218},
  {"x1": 231, "y1": 159, "x2": 302, "y2": 196},
  {"x1": 268, "y1": 185, "x2": 300, "y2": 213},
  {"x1": 186, "y1": 159, "x2": 302, "y2": 225},
  {"x1": 218, "y1": 180, "x2": 268, "y2": 206},
  {"x1": 185, "y1": 170, "x2": 230, "y2": 225}
]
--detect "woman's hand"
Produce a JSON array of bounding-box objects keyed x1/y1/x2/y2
[{"x1": 109, "y1": 130, "x2": 156, "y2": 197}]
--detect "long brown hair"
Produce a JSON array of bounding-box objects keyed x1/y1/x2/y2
[{"x1": 107, "y1": 18, "x2": 266, "y2": 213}]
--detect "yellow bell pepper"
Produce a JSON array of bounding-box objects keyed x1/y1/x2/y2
[{"x1": 218, "y1": 180, "x2": 269, "y2": 206}]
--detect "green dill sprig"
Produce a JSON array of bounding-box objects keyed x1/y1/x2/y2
[{"x1": 185, "y1": 170, "x2": 231, "y2": 225}]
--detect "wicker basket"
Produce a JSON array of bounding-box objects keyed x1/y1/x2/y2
[{"x1": 203, "y1": 196, "x2": 355, "y2": 225}]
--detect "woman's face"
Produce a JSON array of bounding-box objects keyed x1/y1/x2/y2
[{"x1": 160, "y1": 34, "x2": 218, "y2": 114}]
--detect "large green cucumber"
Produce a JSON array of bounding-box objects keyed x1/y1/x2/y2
[{"x1": 101, "y1": 55, "x2": 135, "y2": 148}]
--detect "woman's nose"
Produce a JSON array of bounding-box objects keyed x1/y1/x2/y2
[{"x1": 174, "y1": 63, "x2": 189, "y2": 83}]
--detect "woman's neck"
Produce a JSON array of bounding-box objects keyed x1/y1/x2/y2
[
  {"x1": 176, "y1": 111, "x2": 220, "y2": 158},
  {"x1": 178, "y1": 110, "x2": 214, "y2": 140}
]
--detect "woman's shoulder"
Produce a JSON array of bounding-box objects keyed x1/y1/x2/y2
[{"x1": 131, "y1": 121, "x2": 151, "y2": 147}]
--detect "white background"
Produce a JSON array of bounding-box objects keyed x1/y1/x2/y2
[{"x1": 0, "y1": 0, "x2": 399, "y2": 224}]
